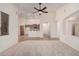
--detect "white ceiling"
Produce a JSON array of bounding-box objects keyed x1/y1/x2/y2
[{"x1": 14, "y1": 3, "x2": 67, "y2": 19}]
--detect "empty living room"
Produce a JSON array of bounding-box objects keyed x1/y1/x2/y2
[{"x1": 0, "y1": 0, "x2": 79, "y2": 58}]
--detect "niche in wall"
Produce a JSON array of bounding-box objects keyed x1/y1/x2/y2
[
  {"x1": 72, "y1": 23, "x2": 79, "y2": 36},
  {"x1": 66, "y1": 10, "x2": 79, "y2": 37},
  {"x1": 0, "y1": 11, "x2": 9, "y2": 36}
]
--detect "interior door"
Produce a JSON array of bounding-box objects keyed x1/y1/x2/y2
[{"x1": 42, "y1": 22, "x2": 50, "y2": 38}]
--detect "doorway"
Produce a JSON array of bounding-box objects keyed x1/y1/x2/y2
[
  {"x1": 42, "y1": 22, "x2": 50, "y2": 39},
  {"x1": 20, "y1": 25, "x2": 24, "y2": 36},
  {"x1": 19, "y1": 25, "x2": 27, "y2": 42}
]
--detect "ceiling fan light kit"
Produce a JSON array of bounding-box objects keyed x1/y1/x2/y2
[{"x1": 38, "y1": 11, "x2": 42, "y2": 15}]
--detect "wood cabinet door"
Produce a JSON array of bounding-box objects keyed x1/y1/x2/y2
[{"x1": 20, "y1": 26, "x2": 24, "y2": 35}]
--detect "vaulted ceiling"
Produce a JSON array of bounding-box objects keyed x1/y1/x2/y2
[{"x1": 14, "y1": 3, "x2": 67, "y2": 19}]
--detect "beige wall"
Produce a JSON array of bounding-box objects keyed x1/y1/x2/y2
[
  {"x1": 75, "y1": 23, "x2": 79, "y2": 36},
  {"x1": 19, "y1": 12, "x2": 58, "y2": 38},
  {"x1": 0, "y1": 4, "x2": 19, "y2": 52},
  {"x1": 56, "y1": 3, "x2": 79, "y2": 51}
]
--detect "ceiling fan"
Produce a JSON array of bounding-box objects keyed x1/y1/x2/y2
[{"x1": 34, "y1": 3, "x2": 48, "y2": 15}]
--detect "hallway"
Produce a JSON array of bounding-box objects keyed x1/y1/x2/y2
[
  {"x1": 0, "y1": 3, "x2": 79, "y2": 56},
  {"x1": 0, "y1": 38, "x2": 79, "y2": 56}
]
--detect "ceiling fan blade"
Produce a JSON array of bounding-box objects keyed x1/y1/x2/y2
[
  {"x1": 42, "y1": 11, "x2": 48, "y2": 13},
  {"x1": 34, "y1": 7, "x2": 39, "y2": 11},
  {"x1": 41, "y1": 7, "x2": 47, "y2": 10},
  {"x1": 33, "y1": 11, "x2": 37, "y2": 14}
]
